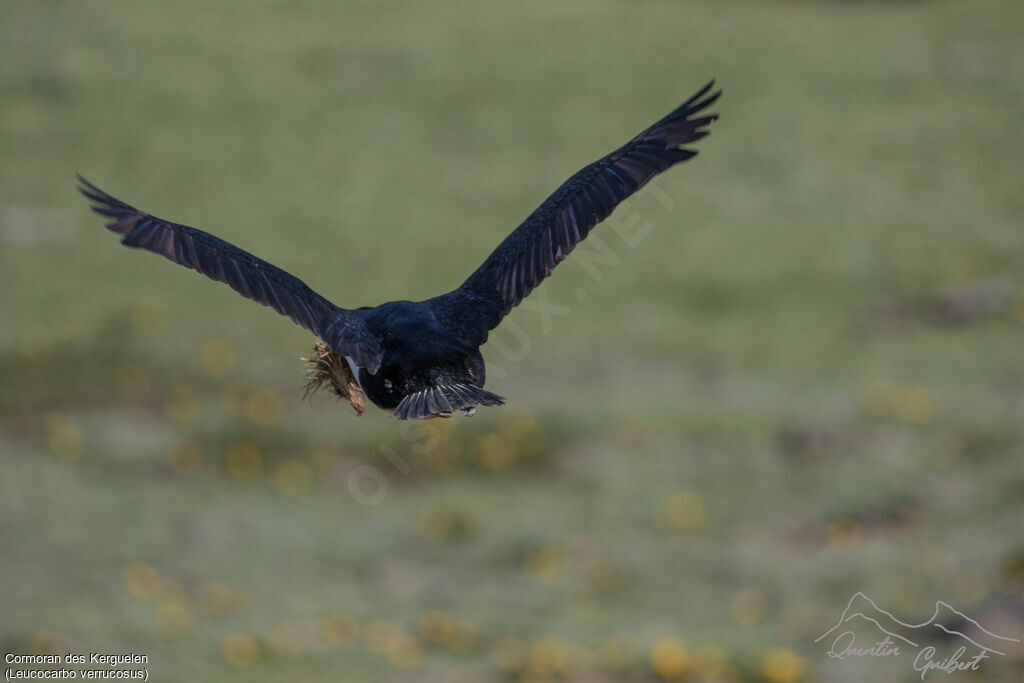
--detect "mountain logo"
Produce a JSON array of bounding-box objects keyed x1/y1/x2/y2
[{"x1": 815, "y1": 592, "x2": 1019, "y2": 678}]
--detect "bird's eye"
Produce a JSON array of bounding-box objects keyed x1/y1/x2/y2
[{"x1": 383, "y1": 379, "x2": 393, "y2": 390}]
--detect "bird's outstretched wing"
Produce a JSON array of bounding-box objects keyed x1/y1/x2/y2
[
  {"x1": 431, "y1": 81, "x2": 720, "y2": 343},
  {"x1": 77, "y1": 177, "x2": 383, "y2": 372}
]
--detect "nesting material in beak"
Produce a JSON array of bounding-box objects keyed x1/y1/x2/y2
[{"x1": 302, "y1": 340, "x2": 365, "y2": 415}]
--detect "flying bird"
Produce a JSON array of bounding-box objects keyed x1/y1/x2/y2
[{"x1": 79, "y1": 81, "x2": 720, "y2": 420}]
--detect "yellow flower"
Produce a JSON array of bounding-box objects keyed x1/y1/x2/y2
[
  {"x1": 475, "y1": 432, "x2": 517, "y2": 470},
  {"x1": 31, "y1": 632, "x2": 61, "y2": 656},
  {"x1": 365, "y1": 620, "x2": 399, "y2": 654},
  {"x1": 416, "y1": 610, "x2": 454, "y2": 645},
  {"x1": 225, "y1": 440, "x2": 262, "y2": 480},
  {"x1": 529, "y1": 635, "x2": 569, "y2": 675},
  {"x1": 762, "y1": 648, "x2": 804, "y2": 683},
  {"x1": 323, "y1": 613, "x2": 361, "y2": 646},
  {"x1": 523, "y1": 547, "x2": 565, "y2": 582},
  {"x1": 46, "y1": 415, "x2": 82, "y2": 459},
  {"x1": 123, "y1": 562, "x2": 160, "y2": 598},
  {"x1": 666, "y1": 491, "x2": 705, "y2": 530},
  {"x1": 862, "y1": 382, "x2": 933, "y2": 422},
  {"x1": 221, "y1": 635, "x2": 260, "y2": 668},
  {"x1": 650, "y1": 636, "x2": 688, "y2": 679},
  {"x1": 245, "y1": 387, "x2": 283, "y2": 426},
  {"x1": 690, "y1": 644, "x2": 727, "y2": 677},
  {"x1": 386, "y1": 634, "x2": 422, "y2": 669},
  {"x1": 897, "y1": 386, "x2": 933, "y2": 423}
]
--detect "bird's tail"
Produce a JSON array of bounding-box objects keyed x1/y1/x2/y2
[{"x1": 394, "y1": 383, "x2": 505, "y2": 420}]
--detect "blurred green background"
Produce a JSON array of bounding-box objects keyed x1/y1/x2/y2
[{"x1": 2, "y1": 0, "x2": 1023, "y2": 681}]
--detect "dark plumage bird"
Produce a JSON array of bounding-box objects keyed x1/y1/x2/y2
[{"x1": 79, "y1": 81, "x2": 720, "y2": 420}]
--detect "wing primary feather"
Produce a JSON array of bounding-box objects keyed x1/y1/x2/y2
[
  {"x1": 435, "y1": 81, "x2": 720, "y2": 342},
  {"x1": 77, "y1": 177, "x2": 383, "y2": 368}
]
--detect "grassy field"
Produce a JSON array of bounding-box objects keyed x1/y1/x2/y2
[{"x1": 2, "y1": 1, "x2": 1023, "y2": 681}]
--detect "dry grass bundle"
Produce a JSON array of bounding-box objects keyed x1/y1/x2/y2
[{"x1": 302, "y1": 340, "x2": 365, "y2": 415}]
